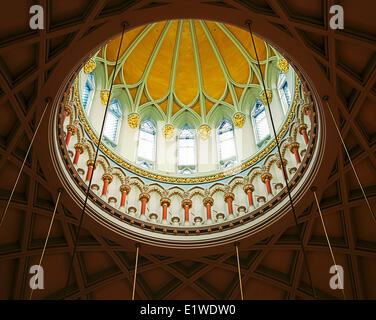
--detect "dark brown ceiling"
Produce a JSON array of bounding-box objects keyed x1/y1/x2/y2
[{"x1": 0, "y1": 0, "x2": 376, "y2": 300}]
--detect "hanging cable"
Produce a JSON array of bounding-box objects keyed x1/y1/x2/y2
[
  {"x1": 132, "y1": 244, "x2": 140, "y2": 300},
  {"x1": 246, "y1": 21, "x2": 317, "y2": 299},
  {"x1": 312, "y1": 187, "x2": 346, "y2": 299},
  {"x1": 235, "y1": 243, "x2": 244, "y2": 300},
  {"x1": 29, "y1": 188, "x2": 62, "y2": 300},
  {"x1": 0, "y1": 97, "x2": 51, "y2": 229},
  {"x1": 62, "y1": 23, "x2": 127, "y2": 298},
  {"x1": 323, "y1": 97, "x2": 376, "y2": 225}
]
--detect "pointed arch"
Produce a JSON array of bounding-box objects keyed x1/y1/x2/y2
[
  {"x1": 217, "y1": 118, "x2": 236, "y2": 168},
  {"x1": 136, "y1": 118, "x2": 156, "y2": 169},
  {"x1": 177, "y1": 124, "x2": 196, "y2": 174},
  {"x1": 82, "y1": 72, "x2": 95, "y2": 114}
]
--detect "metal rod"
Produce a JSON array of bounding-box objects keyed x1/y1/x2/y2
[
  {"x1": 132, "y1": 244, "x2": 140, "y2": 300},
  {"x1": 235, "y1": 244, "x2": 244, "y2": 300}
]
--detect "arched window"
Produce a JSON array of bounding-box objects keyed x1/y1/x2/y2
[
  {"x1": 278, "y1": 71, "x2": 292, "y2": 114},
  {"x1": 252, "y1": 100, "x2": 270, "y2": 144},
  {"x1": 82, "y1": 72, "x2": 95, "y2": 114},
  {"x1": 136, "y1": 119, "x2": 156, "y2": 169},
  {"x1": 103, "y1": 99, "x2": 122, "y2": 145},
  {"x1": 217, "y1": 119, "x2": 236, "y2": 168},
  {"x1": 177, "y1": 125, "x2": 196, "y2": 174}
]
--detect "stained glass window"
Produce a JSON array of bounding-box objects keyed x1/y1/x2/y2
[
  {"x1": 278, "y1": 71, "x2": 292, "y2": 114},
  {"x1": 137, "y1": 119, "x2": 156, "y2": 169},
  {"x1": 252, "y1": 100, "x2": 270, "y2": 143},
  {"x1": 103, "y1": 99, "x2": 122, "y2": 144},
  {"x1": 217, "y1": 119, "x2": 236, "y2": 167},
  {"x1": 82, "y1": 72, "x2": 95, "y2": 114}
]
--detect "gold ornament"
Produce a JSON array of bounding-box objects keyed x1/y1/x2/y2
[
  {"x1": 198, "y1": 124, "x2": 211, "y2": 140},
  {"x1": 100, "y1": 91, "x2": 110, "y2": 105},
  {"x1": 164, "y1": 124, "x2": 175, "y2": 139},
  {"x1": 127, "y1": 113, "x2": 140, "y2": 128},
  {"x1": 84, "y1": 59, "x2": 96, "y2": 74},
  {"x1": 233, "y1": 112, "x2": 246, "y2": 128},
  {"x1": 277, "y1": 58, "x2": 289, "y2": 73},
  {"x1": 260, "y1": 90, "x2": 273, "y2": 105}
]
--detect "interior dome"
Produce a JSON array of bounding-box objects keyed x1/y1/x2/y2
[
  {"x1": 53, "y1": 19, "x2": 320, "y2": 249},
  {"x1": 76, "y1": 19, "x2": 297, "y2": 182}
]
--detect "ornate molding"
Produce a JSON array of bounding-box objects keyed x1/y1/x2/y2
[
  {"x1": 164, "y1": 124, "x2": 175, "y2": 140},
  {"x1": 277, "y1": 58, "x2": 289, "y2": 73},
  {"x1": 233, "y1": 112, "x2": 246, "y2": 128},
  {"x1": 100, "y1": 90, "x2": 110, "y2": 105},
  {"x1": 198, "y1": 124, "x2": 211, "y2": 140},
  {"x1": 84, "y1": 59, "x2": 96, "y2": 74},
  {"x1": 260, "y1": 89, "x2": 273, "y2": 105},
  {"x1": 127, "y1": 113, "x2": 140, "y2": 128}
]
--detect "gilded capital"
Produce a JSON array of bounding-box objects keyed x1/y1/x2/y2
[
  {"x1": 260, "y1": 90, "x2": 273, "y2": 105},
  {"x1": 139, "y1": 193, "x2": 150, "y2": 202},
  {"x1": 120, "y1": 184, "x2": 131, "y2": 194},
  {"x1": 289, "y1": 142, "x2": 300, "y2": 153},
  {"x1": 243, "y1": 184, "x2": 255, "y2": 194},
  {"x1": 74, "y1": 143, "x2": 84, "y2": 154},
  {"x1": 224, "y1": 193, "x2": 235, "y2": 202},
  {"x1": 198, "y1": 124, "x2": 211, "y2": 140},
  {"x1": 102, "y1": 174, "x2": 113, "y2": 183},
  {"x1": 277, "y1": 58, "x2": 289, "y2": 73},
  {"x1": 261, "y1": 173, "x2": 273, "y2": 183},
  {"x1": 164, "y1": 124, "x2": 175, "y2": 140},
  {"x1": 84, "y1": 59, "x2": 96, "y2": 74},
  {"x1": 182, "y1": 199, "x2": 192, "y2": 208},
  {"x1": 298, "y1": 123, "x2": 308, "y2": 135},
  {"x1": 66, "y1": 125, "x2": 76, "y2": 135},
  {"x1": 276, "y1": 159, "x2": 288, "y2": 169},
  {"x1": 100, "y1": 90, "x2": 110, "y2": 105},
  {"x1": 203, "y1": 197, "x2": 214, "y2": 207},
  {"x1": 160, "y1": 198, "x2": 171, "y2": 207},
  {"x1": 233, "y1": 112, "x2": 246, "y2": 128},
  {"x1": 86, "y1": 160, "x2": 96, "y2": 168},
  {"x1": 127, "y1": 113, "x2": 140, "y2": 128}
]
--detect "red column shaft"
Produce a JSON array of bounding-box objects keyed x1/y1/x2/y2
[
  {"x1": 73, "y1": 150, "x2": 81, "y2": 165},
  {"x1": 120, "y1": 192, "x2": 126, "y2": 207},
  {"x1": 227, "y1": 199, "x2": 233, "y2": 215},
  {"x1": 294, "y1": 149, "x2": 301, "y2": 164},
  {"x1": 86, "y1": 166, "x2": 93, "y2": 181},
  {"x1": 247, "y1": 191, "x2": 254, "y2": 207},
  {"x1": 162, "y1": 204, "x2": 167, "y2": 220},
  {"x1": 206, "y1": 204, "x2": 212, "y2": 220},
  {"x1": 265, "y1": 180, "x2": 272, "y2": 195},
  {"x1": 308, "y1": 112, "x2": 312, "y2": 123},
  {"x1": 141, "y1": 199, "x2": 146, "y2": 215},
  {"x1": 63, "y1": 112, "x2": 67, "y2": 124},
  {"x1": 66, "y1": 131, "x2": 72, "y2": 145},
  {"x1": 280, "y1": 166, "x2": 288, "y2": 181},
  {"x1": 302, "y1": 129, "x2": 309, "y2": 144},
  {"x1": 184, "y1": 205, "x2": 189, "y2": 222},
  {"x1": 102, "y1": 180, "x2": 109, "y2": 196}
]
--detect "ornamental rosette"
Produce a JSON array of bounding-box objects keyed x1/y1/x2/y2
[
  {"x1": 233, "y1": 112, "x2": 246, "y2": 128},
  {"x1": 260, "y1": 90, "x2": 273, "y2": 105},
  {"x1": 198, "y1": 124, "x2": 211, "y2": 140},
  {"x1": 164, "y1": 124, "x2": 175, "y2": 140},
  {"x1": 277, "y1": 58, "x2": 289, "y2": 73},
  {"x1": 100, "y1": 90, "x2": 111, "y2": 105},
  {"x1": 84, "y1": 59, "x2": 96, "y2": 74},
  {"x1": 127, "y1": 113, "x2": 140, "y2": 128}
]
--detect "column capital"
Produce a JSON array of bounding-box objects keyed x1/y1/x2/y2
[
  {"x1": 224, "y1": 193, "x2": 235, "y2": 202},
  {"x1": 261, "y1": 173, "x2": 273, "y2": 183},
  {"x1": 181, "y1": 199, "x2": 192, "y2": 208},
  {"x1": 86, "y1": 160, "x2": 96, "y2": 168},
  {"x1": 120, "y1": 184, "x2": 131, "y2": 194},
  {"x1": 203, "y1": 197, "x2": 214, "y2": 206},
  {"x1": 160, "y1": 198, "x2": 171, "y2": 207},
  {"x1": 289, "y1": 142, "x2": 300, "y2": 153},
  {"x1": 243, "y1": 184, "x2": 255, "y2": 193},
  {"x1": 139, "y1": 193, "x2": 150, "y2": 202},
  {"x1": 298, "y1": 123, "x2": 308, "y2": 135},
  {"x1": 66, "y1": 124, "x2": 76, "y2": 135},
  {"x1": 102, "y1": 174, "x2": 113, "y2": 184},
  {"x1": 74, "y1": 143, "x2": 84, "y2": 154},
  {"x1": 276, "y1": 159, "x2": 287, "y2": 169}
]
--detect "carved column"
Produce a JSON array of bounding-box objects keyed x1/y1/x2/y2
[
  {"x1": 298, "y1": 124, "x2": 309, "y2": 145},
  {"x1": 63, "y1": 105, "x2": 71, "y2": 124},
  {"x1": 289, "y1": 142, "x2": 301, "y2": 164},
  {"x1": 120, "y1": 185, "x2": 131, "y2": 208},
  {"x1": 203, "y1": 197, "x2": 214, "y2": 222},
  {"x1": 276, "y1": 159, "x2": 288, "y2": 181},
  {"x1": 86, "y1": 160, "x2": 95, "y2": 181},
  {"x1": 66, "y1": 125, "x2": 76, "y2": 146},
  {"x1": 160, "y1": 198, "x2": 171, "y2": 224},
  {"x1": 224, "y1": 193, "x2": 235, "y2": 216},
  {"x1": 261, "y1": 173, "x2": 273, "y2": 197},
  {"x1": 101, "y1": 174, "x2": 113, "y2": 196},
  {"x1": 302, "y1": 104, "x2": 312, "y2": 124},
  {"x1": 139, "y1": 193, "x2": 150, "y2": 217},
  {"x1": 182, "y1": 199, "x2": 192, "y2": 226},
  {"x1": 73, "y1": 143, "x2": 84, "y2": 165},
  {"x1": 243, "y1": 184, "x2": 255, "y2": 208}
]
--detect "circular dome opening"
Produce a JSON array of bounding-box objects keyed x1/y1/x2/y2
[{"x1": 52, "y1": 19, "x2": 321, "y2": 249}]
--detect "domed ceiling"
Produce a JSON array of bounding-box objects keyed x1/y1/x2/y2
[{"x1": 92, "y1": 19, "x2": 282, "y2": 123}]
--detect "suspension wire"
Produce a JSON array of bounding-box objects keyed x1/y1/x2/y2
[
  {"x1": 312, "y1": 188, "x2": 346, "y2": 299},
  {"x1": 0, "y1": 97, "x2": 51, "y2": 229},
  {"x1": 29, "y1": 189, "x2": 62, "y2": 300},
  {"x1": 62, "y1": 24, "x2": 127, "y2": 298},
  {"x1": 247, "y1": 22, "x2": 317, "y2": 299},
  {"x1": 324, "y1": 98, "x2": 376, "y2": 225},
  {"x1": 132, "y1": 244, "x2": 140, "y2": 300},
  {"x1": 235, "y1": 243, "x2": 244, "y2": 300}
]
